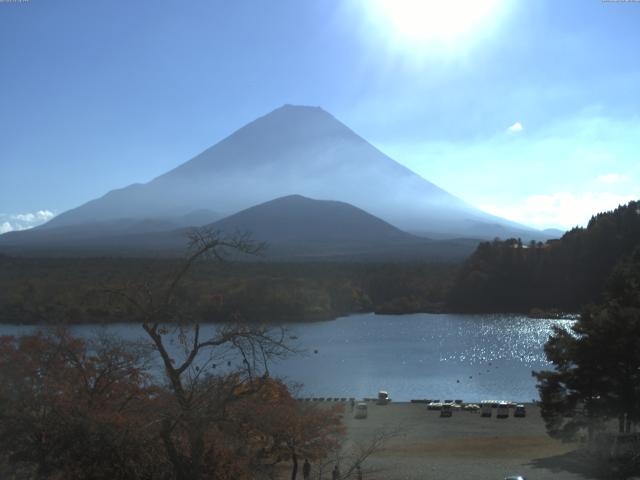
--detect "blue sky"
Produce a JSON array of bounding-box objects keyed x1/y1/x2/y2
[{"x1": 1, "y1": 0, "x2": 639, "y2": 232}]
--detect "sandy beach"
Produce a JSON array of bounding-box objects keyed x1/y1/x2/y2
[{"x1": 322, "y1": 401, "x2": 608, "y2": 480}]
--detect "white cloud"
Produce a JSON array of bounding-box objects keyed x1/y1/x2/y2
[
  {"x1": 0, "y1": 210, "x2": 55, "y2": 234},
  {"x1": 379, "y1": 111, "x2": 640, "y2": 232},
  {"x1": 480, "y1": 192, "x2": 638, "y2": 230},
  {"x1": 597, "y1": 173, "x2": 628, "y2": 184},
  {"x1": 13, "y1": 213, "x2": 36, "y2": 222},
  {"x1": 507, "y1": 121, "x2": 523, "y2": 133}
]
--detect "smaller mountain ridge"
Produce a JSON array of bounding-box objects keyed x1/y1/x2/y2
[
  {"x1": 0, "y1": 195, "x2": 479, "y2": 260},
  {"x1": 202, "y1": 195, "x2": 479, "y2": 260},
  {"x1": 542, "y1": 228, "x2": 565, "y2": 238},
  {"x1": 211, "y1": 194, "x2": 411, "y2": 244}
]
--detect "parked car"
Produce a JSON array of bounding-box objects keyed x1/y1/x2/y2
[
  {"x1": 354, "y1": 402, "x2": 368, "y2": 419},
  {"x1": 440, "y1": 404, "x2": 452, "y2": 417},
  {"x1": 497, "y1": 402, "x2": 509, "y2": 418},
  {"x1": 514, "y1": 404, "x2": 526, "y2": 417},
  {"x1": 504, "y1": 476, "x2": 526, "y2": 480},
  {"x1": 428, "y1": 401, "x2": 443, "y2": 410}
]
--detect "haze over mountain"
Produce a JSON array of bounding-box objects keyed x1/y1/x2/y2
[
  {"x1": 214, "y1": 194, "x2": 412, "y2": 245},
  {"x1": 0, "y1": 195, "x2": 479, "y2": 260},
  {"x1": 207, "y1": 195, "x2": 478, "y2": 259},
  {"x1": 36, "y1": 105, "x2": 547, "y2": 241}
]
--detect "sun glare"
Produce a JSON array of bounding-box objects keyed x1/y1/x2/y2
[{"x1": 364, "y1": 0, "x2": 502, "y2": 51}]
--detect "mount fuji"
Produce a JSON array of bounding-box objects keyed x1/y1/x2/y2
[{"x1": 1, "y1": 105, "x2": 551, "y2": 256}]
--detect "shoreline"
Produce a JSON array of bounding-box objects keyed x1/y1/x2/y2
[{"x1": 0, "y1": 308, "x2": 579, "y2": 326}]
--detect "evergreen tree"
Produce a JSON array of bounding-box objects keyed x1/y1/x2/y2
[{"x1": 535, "y1": 247, "x2": 640, "y2": 440}]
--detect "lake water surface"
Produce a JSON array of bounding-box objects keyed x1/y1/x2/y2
[{"x1": 0, "y1": 313, "x2": 574, "y2": 402}]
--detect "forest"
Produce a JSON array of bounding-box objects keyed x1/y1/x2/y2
[
  {"x1": 448, "y1": 201, "x2": 640, "y2": 313},
  {"x1": 1, "y1": 200, "x2": 638, "y2": 325},
  {"x1": 0, "y1": 256, "x2": 456, "y2": 325}
]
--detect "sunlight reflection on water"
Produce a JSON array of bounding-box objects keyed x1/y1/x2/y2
[
  {"x1": 275, "y1": 313, "x2": 575, "y2": 402},
  {"x1": 0, "y1": 313, "x2": 575, "y2": 402}
]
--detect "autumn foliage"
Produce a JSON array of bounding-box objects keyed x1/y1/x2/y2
[
  {"x1": 232, "y1": 379, "x2": 345, "y2": 478},
  {"x1": 0, "y1": 331, "x2": 165, "y2": 479},
  {"x1": 0, "y1": 331, "x2": 345, "y2": 480}
]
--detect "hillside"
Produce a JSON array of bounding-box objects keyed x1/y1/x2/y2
[
  {"x1": 0, "y1": 195, "x2": 479, "y2": 261},
  {"x1": 447, "y1": 200, "x2": 640, "y2": 312}
]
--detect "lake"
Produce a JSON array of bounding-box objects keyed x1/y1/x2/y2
[{"x1": 0, "y1": 313, "x2": 574, "y2": 402}]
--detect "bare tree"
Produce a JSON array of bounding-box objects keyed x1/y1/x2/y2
[{"x1": 105, "y1": 228, "x2": 293, "y2": 480}]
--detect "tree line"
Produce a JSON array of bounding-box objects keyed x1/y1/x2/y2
[
  {"x1": 448, "y1": 200, "x2": 640, "y2": 313},
  {"x1": 0, "y1": 256, "x2": 456, "y2": 325}
]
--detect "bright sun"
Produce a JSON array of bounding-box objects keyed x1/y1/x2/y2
[{"x1": 365, "y1": 0, "x2": 502, "y2": 48}]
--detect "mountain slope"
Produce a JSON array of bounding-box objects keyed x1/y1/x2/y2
[
  {"x1": 38, "y1": 104, "x2": 543, "y2": 240},
  {"x1": 0, "y1": 195, "x2": 479, "y2": 260},
  {"x1": 206, "y1": 195, "x2": 457, "y2": 259},
  {"x1": 211, "y1": 194, "x2": 412, "y2": 244}
]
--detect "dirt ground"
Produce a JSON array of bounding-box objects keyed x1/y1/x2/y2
[{"x1": 319, "y1": 401, "x2": 612, "y2": 480}]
